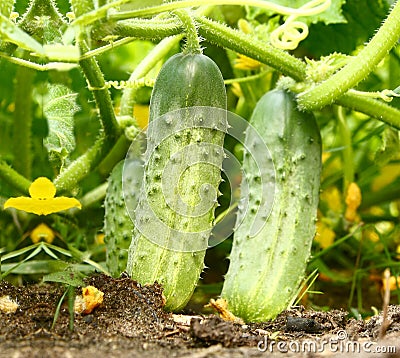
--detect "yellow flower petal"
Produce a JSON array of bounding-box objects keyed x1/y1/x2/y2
[
  {"x1": 4, "y1": 197, "x2": 81, "y2": 215},
  {"x1": 4, "y1": 197, "x2": 41, "y2": 214},
  {"x1": 29, "y1": 177, "x2": 56, "y2": 199},
  {"x1": 30, "y1": 223, "x2": 55, "y2": 244},
  {"x1": 315, "y1": 221, "x2": 336, "y2": 249},
  {"x1": 234, "y1": 54, "x2": 261, "y2": 70},
  {"x1": 345, "y1": 182, "x2": 362, "y2": 222},
  {"x1": 4, "y1": 177, "x2": 81, "y2": 215}
]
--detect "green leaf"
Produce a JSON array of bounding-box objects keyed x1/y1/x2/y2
[
  {"x1": 43, "y1": 269, "x2": 85, "y2": 287},
  {"x1": 374, "y1": 127, "x2": 400, "y2": 165},
  {"x1": 246, "y1": 0, "x2": 346, "y2": 25},
  {"x1": 42, "y1": 84, "x2": 80, "y2": 169},
  {"x1": 0, "y1": 0, "x2": 15, "y2": 16},
  {"x1": 0, "y1": 13, "x2": 44, "y2": 54}
]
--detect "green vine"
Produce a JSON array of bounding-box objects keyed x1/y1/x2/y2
[
  {"x1": 114, "y1": 18, "x2": 182, "y2": 41},
  {"x1": 0, "y1": 160, "x2": 31, "y2": 195},
  {"x1": 336, "y1": 106, "x2": 354, "y2": 190},
  {"x1": 173, "y1": 10, "x2": 202, "y2": 54},
  {"x1": 297, "y1": 1, "x2": 400, "y2": 110},
  {"x1": 12, "y1": 66, "x2": 35, "y2": 179},
  {"x1": 195, "y1": 16, "x2": 306, "y2": 81},
  {"x1": 78, "y1": 41, "x2": 120, "y2": 141},
  {"x1": 54, "y1": 135, "x2": 108, "y2": 193}
]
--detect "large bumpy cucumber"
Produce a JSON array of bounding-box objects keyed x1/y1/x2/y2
[
  {"x1": 221, "y1": 89, "x2": 321, "y2": 322},
  {"x1": 104, "y1": 160, "x2": 143, "y2": 277},
  {"x1": 127, "y1": 53, "x2": 227, "y2": 311}
]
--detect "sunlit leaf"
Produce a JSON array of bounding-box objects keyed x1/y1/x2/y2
[
  {"x1": 43, "y1": 270, "x2": 85, "y2": 287},
  {"x1": 0, "y1": 0, "x2": 14, "y2": 16},
  {"x1": 374, "y1": 127, "x2": 400, "y2": 165},
  {"x1": 42, "y1": 84, "x2": 80, "y2": 169},
  {"x1": 0, "y1": 13, "x2": 44, "y2": 54}
]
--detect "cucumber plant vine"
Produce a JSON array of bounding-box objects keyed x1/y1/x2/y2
[{"x1": 0, "y1": 0, "x2": 400, "y2": 321}]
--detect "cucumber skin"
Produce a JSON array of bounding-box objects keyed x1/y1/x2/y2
[
  {"x1": 127, "y1": 53, "x2": 227, "y2": 311},
  {"x1": 221, "y1": 90, "x2": 321, "y2": 322},
  {"x1": 103, "y1": 161, "x2": 133, "y2": 277}
]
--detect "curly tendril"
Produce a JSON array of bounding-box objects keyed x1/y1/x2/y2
[
  {"x1": 88, "y1": 78, "x2": 155, "y2": 91},
  {"x1": 349, "y1": 89, "x2": 400, "y2": 103},
  {"x1": 270, "y1": 0, "x2": 331, "y2": 50}
]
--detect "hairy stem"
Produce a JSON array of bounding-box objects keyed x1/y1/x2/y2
[
  {"x1": 0, "y1": 160, "x2": 31, "y2": 195},
  {"x1": 13, "y1": 66, "x2": 35, "y2": 179},
  {"x1": 54, "y1": 135, "x2": 111, "y2": 192},
  {"x1": 173, "y1": 10, "x2": 201, "y2": 54},
  {"x1": 297, "y1": 1, "x2": 400, "y2": 110},
  {"x1": 78, "y1": 40, "x2": 120, "y2": 140},
  {"x1": 114, "y1": 18, "x2": 182, "y2": 41},
  {"x1": 336, "y1": 92, "x2": 400, "y2": 130},
  {"x1": 195, "y1": 16, "x2": 306, "y2": 81}
]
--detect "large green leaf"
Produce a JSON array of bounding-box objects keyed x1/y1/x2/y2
[{"x1": 42, "y1": 84, "x2": 79, "y2": 169}]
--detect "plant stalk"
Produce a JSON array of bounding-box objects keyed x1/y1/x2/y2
[
  {"x1": 297, "y1": 1, "x2": 400, "y2": 110},
  {"x1": 54, "y1": 135, "x2": 112, "y2": 193},
  {"x1": 114, "y1": 18, "x2": 182, "y2": 41},
  {"x1": 0, "y1": 160, "x2": 31, "y2": 195},
  {"x1": 195, "y1": 16, "x2": 306, "y2": 81},
  {"x1": 173, "y1": 10, "x2": 201, "y2": 54},
  {"x1": 78, "y1": 40, "x2": 120, "y2": 141},
  {"x1": 13, "y1": 66, "x2": 35, "y2": 179}
]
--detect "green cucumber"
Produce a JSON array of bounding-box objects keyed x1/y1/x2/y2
[
  {"x1": 221, "y1": 89, "x2": 321, "y2": 322},
  {"x1": 127, "y1": 53, "x2": 227, "y2": 311},
  {"x1": 104, "y1": 160, "x2": 143, "y2": 277}
]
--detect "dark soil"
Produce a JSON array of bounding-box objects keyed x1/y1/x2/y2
[{"x1": 0, "y1": 274, "x2": 399, "y2": 357}]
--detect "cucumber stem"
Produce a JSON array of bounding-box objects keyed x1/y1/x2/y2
[
  {"x1": 335, "y1": 92, "x2": 400, "y2": 130},
  {"x1": 114, "y1": 18, "x2": 182, "y2": 42},
  {"x1": 336, "y1": 106, "x2": 354, "y2": 190},
  {"x1": 297, "y1": 1, "x2": 400, "y2": 110},
  {"x1": 0, "y1": 159, "x2": 31, "y2": 195},
  {"x1": 78, "y1": 40, "x2": 120, "y2": 141},
  {"x1": 12, "y1": 65, "x2": 35, "y2": 179},
  {"x1": 173, "y1": 10, "x2": 202, "y2": 54},
  {"x1": 195, "y1": 16, "x2": 306, "y2": 81},
  {"x1": 54, "y1": 135, "x2": 109, "y2": 192}
]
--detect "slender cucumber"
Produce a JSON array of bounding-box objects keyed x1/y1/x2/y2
[{"x1": 222, "y1": 89, "x2": 321, "y2": 322}]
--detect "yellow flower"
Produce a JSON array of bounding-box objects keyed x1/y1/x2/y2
[
  {"x1": 344, "y1": 182, "x2": 362, "y2": 222},
  {"x1": 234, "y1": 54, "x2": 262, "y2": 70},
  {"x1": 30, "y1": 223, "x2": 55, "y2": 244},
  {"x1": 315, "y1": 220, "x2": 336, "y2": 249},
  {"x1": 4, "y1": 177, "x2": 81, "y2": 215}
]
